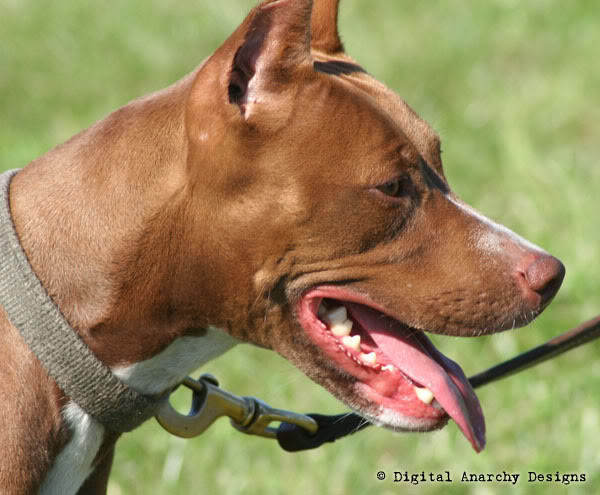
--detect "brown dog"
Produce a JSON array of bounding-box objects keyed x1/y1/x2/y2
[{"x1": 0, "y1": 0, "x2": 564, "y2": 493}]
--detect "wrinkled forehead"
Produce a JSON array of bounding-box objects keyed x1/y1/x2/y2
[{"x1": 312, "y1": 57, "x2": 444, "y2": 174}]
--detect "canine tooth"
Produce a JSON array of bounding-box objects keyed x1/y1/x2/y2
[
  {"x1": 342, "y1": 335, "x2": 361, "y2": 351},
  {"x1": 432, "y1": 399, "x2": 443, "y2": 411},
  {"x1": 414, "y1": 386, "x2": 434, "y2": 405},
  {"x1": 360, "y1": 352, "x2": 377, "y2": 365},
  {"x1": 382, "y1": 364, "x2": 395, "y2": 372},
  {"x1": 323, "y1": 306, "x2": 347, "y2": 325},
  {"x1": 330, "y1": 319, "x2": 353, "y2": 337}
]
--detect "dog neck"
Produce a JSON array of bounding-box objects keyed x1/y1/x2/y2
[
  {"x1": 7, "y1": 71, "x2": 215, "y2": 374},
  {"x1": 1, "y1": 169, "x2": 165, "y2": 433}
]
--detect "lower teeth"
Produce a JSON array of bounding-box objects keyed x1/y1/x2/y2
[{"x1": 414, "y1": 386, "x2": 435, "y2": 405}]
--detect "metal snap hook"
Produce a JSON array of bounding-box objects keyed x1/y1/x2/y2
[{"x1": 155, "y1": 374, "x2": 317, "y2": 440}]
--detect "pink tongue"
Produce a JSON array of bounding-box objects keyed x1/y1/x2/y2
[{"x1": 347, "y1": 304, "x2": 486, "y2": 452}]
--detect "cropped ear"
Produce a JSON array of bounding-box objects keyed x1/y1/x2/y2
[
  {"x1": 227, "y1": 0, "x2": 314, "y2": 113},
  {"x1": 311, "y1": 0, "x2": 343, "y2": 54}
]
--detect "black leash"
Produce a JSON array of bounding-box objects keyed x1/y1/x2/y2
[{"x1": 276, "y1": 315, "x2": 600, "y2": 452}]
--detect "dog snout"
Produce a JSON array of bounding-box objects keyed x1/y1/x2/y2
[{"x1": 515, "y1": 254, "x2": 565, "y2": 308}]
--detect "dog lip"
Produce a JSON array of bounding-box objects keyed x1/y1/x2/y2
[{"x1": 297, "y1": 286, "x2": 486, "y2": 452}]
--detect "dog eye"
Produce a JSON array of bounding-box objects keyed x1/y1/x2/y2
[{"x1": 377, "y1": 180, "x2": 402, "y2": 197}]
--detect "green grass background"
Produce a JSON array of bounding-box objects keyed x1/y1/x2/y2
[{"x1": 1, "y1": 0, "x2": 599, "y2": 493}]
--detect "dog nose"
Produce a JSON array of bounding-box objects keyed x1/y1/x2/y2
[{"x1": 523, "y1": 254, "x2": 566, "y2": 306}]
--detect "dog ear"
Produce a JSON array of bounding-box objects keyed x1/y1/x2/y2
[
  {"x1": 227, "y1": 0, "x2": 314, "y2": 112},
  {"x1": 311, "y1": 0, "x2": 344, "y2": 54}
]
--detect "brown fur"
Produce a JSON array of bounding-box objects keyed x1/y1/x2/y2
[
  {"x1": 1, "y1": 0, "x2": 563, "y2": 492},
  {"x1": 0, "y1": 308, "x2": 71, "y2": 492}
]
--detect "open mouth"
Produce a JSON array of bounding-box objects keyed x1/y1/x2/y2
[{"x1": 296, "y1": 286, "x2": 486, "y2": 452}]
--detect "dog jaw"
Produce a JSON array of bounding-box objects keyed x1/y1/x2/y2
[{"x1": 292, "y1": 288, "x2": 486, "y2": 452}]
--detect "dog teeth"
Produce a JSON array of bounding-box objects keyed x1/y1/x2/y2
[
  {"x1": 382, "y1": 364, "x2": 395, "y2": 372},
  {"x1": 359, "y1": 352, "x2": 377, "y2": 365},
  {"x1": 330, "y1": 319, "x2": 353, "y2": 337},
  {"x1": 414, "y1": 386, "x2": 435, "y2": 405},
  {"x1": 322, "y1": 306, "x2": 347, "y2": 325},
  {"x1": 432, "y1": 399, "x2": 443, "y2": 411},
  {"x1": 320, "y1": 305, "x2": 354, "y2": 337},
  {"x1": 342, "y1": 335, "x2": 361, "y2": 351}
]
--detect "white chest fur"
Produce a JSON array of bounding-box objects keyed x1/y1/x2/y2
[
  {"x1": 112, "y1": 328, "x2": 239, "y2": 395},
  {"x1": 40, "y1": 402, "x2": 105, "y2": 495},
  {"x1": 41, "y1": 327, "x2": 238, "y2": 495}
]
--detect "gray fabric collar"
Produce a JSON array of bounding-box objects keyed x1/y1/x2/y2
[{"x1": 0, "y1": 169, "x2": 163, "y2": 432}]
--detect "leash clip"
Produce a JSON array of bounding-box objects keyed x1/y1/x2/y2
[
  {"x1": 155, "y1": 374, "x2": 318, "y2": 440},
  {"x1": 230, "y1": 396, "x2": 318, "y2": 439}
]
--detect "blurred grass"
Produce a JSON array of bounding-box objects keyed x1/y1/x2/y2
[{"x1": 1, "y1": 0, "x2": 599, "y2": 493}]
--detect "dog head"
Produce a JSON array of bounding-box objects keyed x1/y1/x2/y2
[{"x1": 177, "y1": 0, "x2": 565, "y2": 451}]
